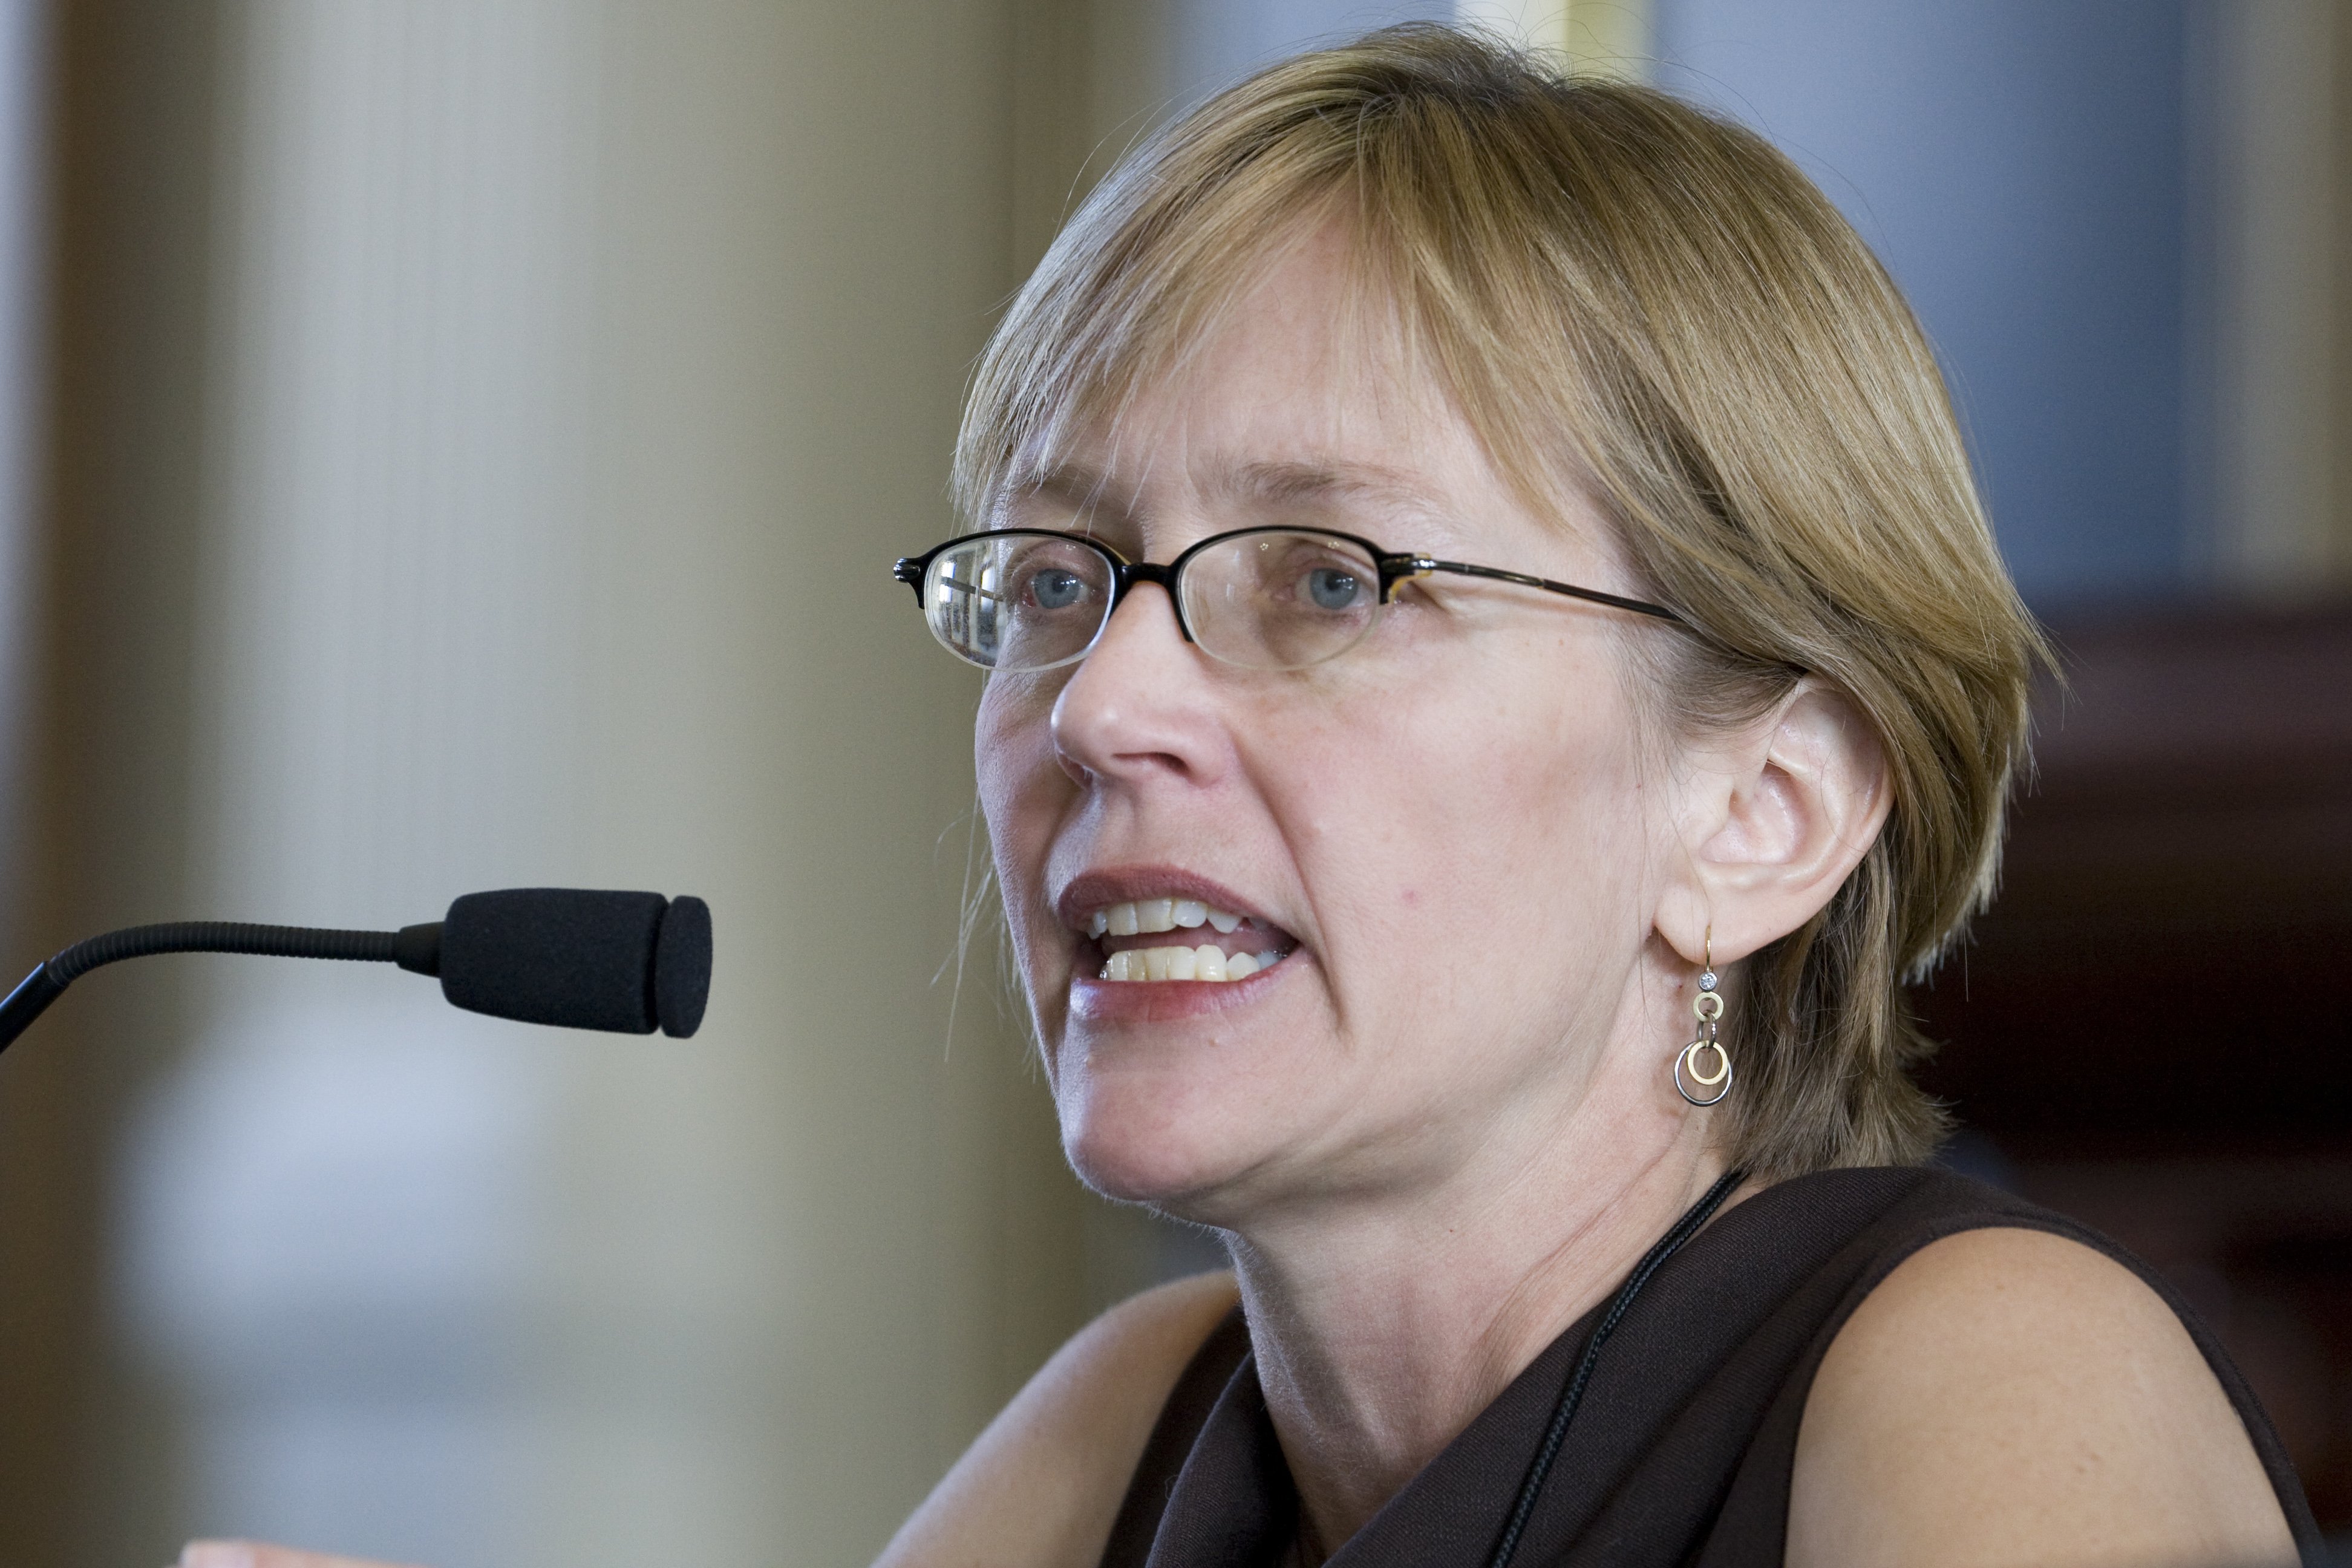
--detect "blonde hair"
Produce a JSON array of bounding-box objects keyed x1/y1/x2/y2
[{"x1": 956, "y1": 25, "x2": 2045, "y2": 1180}]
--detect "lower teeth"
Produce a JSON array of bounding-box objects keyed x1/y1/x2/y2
[{"x1": 1099, "y1": 945, "x2": 1284, "y2": 983}]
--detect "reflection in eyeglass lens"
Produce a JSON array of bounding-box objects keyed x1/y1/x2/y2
[{"x1": 926, "y1": 534, "x2": 1112, "y2": 669}]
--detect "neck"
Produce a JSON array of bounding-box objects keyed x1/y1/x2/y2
[{"x1": 1224, "y1": 1075, "x2": 1735, "y2": 1556}]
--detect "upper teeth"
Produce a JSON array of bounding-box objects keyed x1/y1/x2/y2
[{"x1": 1088, "y1": 898, "x2": 1246, "y2": 939}]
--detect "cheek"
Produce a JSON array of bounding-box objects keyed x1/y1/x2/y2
[
  {"x1": 1314, "y1": 655, "x2": 1653, "y2": 978},
  {"x1": 975, "y1": 679, "x2": 1070, "y2": 952},
  {"x1": 976, "y1": 670, "x2": 1076, "y2": 812},
  {"x1": 972, "y1": 679, "x2": 1034, "y2": 825}
]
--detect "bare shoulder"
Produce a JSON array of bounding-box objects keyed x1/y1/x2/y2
[
  {"x1": 1789, "y1": 1226, "x2": 2298, "y2": 1568},
  {"x1": 873, "y1": 1270, "x2": 1242, "y2": 1568}
]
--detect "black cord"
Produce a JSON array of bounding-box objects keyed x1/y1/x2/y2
[
  {"x1": 1485, "y1": 1167, "x2": 1748, "y2": 1568},
  {"x1": 48, "y1": 921, "x2": 399, "y2": 983}
]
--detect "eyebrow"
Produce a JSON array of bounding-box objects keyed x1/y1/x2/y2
[
  {"x1": 1208, "y1": 459, "x2": 1445, "y2": 518},
  {"x1": 1001, "y1": 457, "x2": 1450, "y2": 538},
  {"x1": 998, "y1": 462, "x2": 1133, "y2": 529}
]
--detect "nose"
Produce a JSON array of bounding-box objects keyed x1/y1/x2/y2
[{"x1": 1050, "y1": 580, "x2": 1230, "y2": 789}]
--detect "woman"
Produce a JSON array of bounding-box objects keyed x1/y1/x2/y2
[
  {"x1": 873, "y1": 25, "x2": 2313, "y2": 1568},
  {"x1": 200, "y1": 25, "x2": 2314, "y2": 1568}
]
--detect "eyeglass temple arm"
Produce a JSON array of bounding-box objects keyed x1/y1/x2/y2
[{"x1": 1385, "y1": 555, "x2": 1686, "y2": 626}]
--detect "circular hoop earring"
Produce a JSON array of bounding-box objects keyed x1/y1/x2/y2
[{"x1": 1674, "y1": 930, "x2": 1733, "y2": 1108}]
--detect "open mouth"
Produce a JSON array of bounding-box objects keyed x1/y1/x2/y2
[{"x1": 1082, "y1": 897, "x2": 1297, "y2": 984}]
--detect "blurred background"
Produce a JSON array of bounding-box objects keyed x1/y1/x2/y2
[{"x1": 0, "y1": 1, "x2": 2341, "y2": 1563}]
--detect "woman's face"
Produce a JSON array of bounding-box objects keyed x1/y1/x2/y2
[{"x1": 977, "y1": 226, "x2": 1687, "y2": 1224}]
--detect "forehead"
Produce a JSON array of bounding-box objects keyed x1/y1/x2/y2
[{"x1": 999, "y1": 226, "x2": 1500, "y2": 551}]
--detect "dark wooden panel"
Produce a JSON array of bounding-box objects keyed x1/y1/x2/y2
[{"x1": 1914, "y1": 602, "x2": 2352, "y2": 1156}]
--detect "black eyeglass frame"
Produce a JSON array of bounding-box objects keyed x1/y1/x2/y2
[{"x1": 892, "y1": 524, "x2": 1687, "y2": 670}]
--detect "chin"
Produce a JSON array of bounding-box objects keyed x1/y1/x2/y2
[{"x1": 1053, "y1": 1049, "x2": 1284, "y2": 1212}]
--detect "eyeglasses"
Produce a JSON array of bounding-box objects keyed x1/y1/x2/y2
[{"x1": 893, "y1": 525, "x2": 1686, "y2": 673}]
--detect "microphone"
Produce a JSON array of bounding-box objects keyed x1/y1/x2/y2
[{"x1": 0, "y1": 887, "x2": 712, "y2": 1056}]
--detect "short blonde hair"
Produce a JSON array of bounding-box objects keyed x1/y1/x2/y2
[{"x1": 956, "y1": 25, "x2": 2044, "y2": 1181}]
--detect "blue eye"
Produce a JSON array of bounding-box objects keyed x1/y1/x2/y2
[
  {"x1": 1029, "y1": 569, "x2": 1085, "y2": 609},
  {"x1": 1305, "y1": 566, "x2": 1363, "y2": 611}
]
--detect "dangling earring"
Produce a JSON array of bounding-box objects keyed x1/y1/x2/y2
[{"x1": 1675, "y1": 929, "x2": 1733, "y2": 1108}]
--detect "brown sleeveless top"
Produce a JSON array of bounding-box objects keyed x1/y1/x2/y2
[{"x1": 1100, "y1": 1168, "x2": 2325, "y2": 1568}]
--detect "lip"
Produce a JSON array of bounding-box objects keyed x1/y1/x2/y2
[
  {"x1": 1068, "y1": 946, "x2": 1300, "y2": 1023},
  {"x1": 1054, "y1": 864, "x2": 1284, "y2": 934}
]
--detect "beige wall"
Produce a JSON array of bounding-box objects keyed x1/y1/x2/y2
[{"x1": 8, "y1": 2, "x2": 1134, "y2": 1563}]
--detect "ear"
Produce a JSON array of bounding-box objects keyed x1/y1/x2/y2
[{"x1": 1655, "y1": 680, "x2": 1893, "y2": 969}]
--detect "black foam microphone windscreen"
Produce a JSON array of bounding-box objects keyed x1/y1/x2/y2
[
  {"x1": 437, "y1": 888, "x2": 710, "y2": 1037},
  {"x1": 654, "y1": 894, "x2": 712, "y2": 1037}
]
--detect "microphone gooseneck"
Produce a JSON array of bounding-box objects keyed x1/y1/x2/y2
[
  {"x1": 0, "y1": 889, "x2": 712, "y2": 1055},
  {"x1": 0, "y1": 921, "x2": 407, "y2": 1054}
]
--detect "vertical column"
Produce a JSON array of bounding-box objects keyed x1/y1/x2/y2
[
  {"x1": 2206, "y1": 0, "x2": 2352, "y2": 596},
  {"x1": 7, "y1": 2, "x2": 233, "y2": 1560},
  {"x1": 0, "y1": 0, "x2": 60, "y2": 1558}
]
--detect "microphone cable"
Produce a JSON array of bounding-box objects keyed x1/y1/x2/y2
[{"x1": 1485, "y1": 1166, "x2": 1748, "y2": 1568}]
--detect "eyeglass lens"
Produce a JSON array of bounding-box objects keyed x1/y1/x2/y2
[
  {"x1": 920, "y1": 529, "x2": 1385, "y2": 673},
  {"x1": 921, "y1": 532, "x2": 1112, "y2": 669}
]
